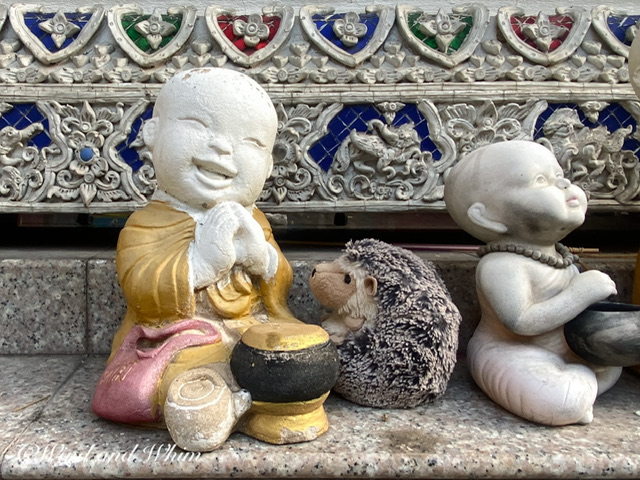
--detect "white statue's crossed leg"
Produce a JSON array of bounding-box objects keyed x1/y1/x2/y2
[{"x1": 467, "y1": 338, "x2": 611, "y2": 426}]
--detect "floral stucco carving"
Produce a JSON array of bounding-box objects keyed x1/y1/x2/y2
[
  {"x1": 0, "y1": 4, "x2": 634, "y2": 84},
  {"x1": 0, "y1": 3, "x2": 637, "y2": 214}
]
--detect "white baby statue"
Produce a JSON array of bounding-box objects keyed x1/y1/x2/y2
[{"x1": 444, "y1": 140, "x2": 622, "y2": 425}]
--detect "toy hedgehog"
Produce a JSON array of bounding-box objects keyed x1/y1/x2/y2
[{"x1": 309, "y1": 238, "x2": 461, "y2": 408}]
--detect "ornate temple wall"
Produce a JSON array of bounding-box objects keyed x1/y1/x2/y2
[{"x1": 0, "y1": 1, "x2": 638, "y2": 219}]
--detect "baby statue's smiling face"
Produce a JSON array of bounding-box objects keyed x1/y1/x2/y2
[{"x1": 144, "y1": 68, "x2": 278, "y2": 210}]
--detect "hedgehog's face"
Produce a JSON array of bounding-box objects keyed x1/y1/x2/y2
[
  {"x1": 310, "y1": 261, "x2": 357, "y2": 310},
  {"x1": 310, "y1": 258, "x2": 377, "y2": 313}
]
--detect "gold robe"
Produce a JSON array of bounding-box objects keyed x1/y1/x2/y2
[{"x1": 108, "y1": 200, "x2": 299, "y2": 418}]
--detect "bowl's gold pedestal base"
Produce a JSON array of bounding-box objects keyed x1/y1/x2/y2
[{"x1": 239, "y1": 393, "x2": 330, "y2": 445}]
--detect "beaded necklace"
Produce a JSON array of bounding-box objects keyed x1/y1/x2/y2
[{"x1": 476, "y1": 242, "x2": 578, "y2": 269}]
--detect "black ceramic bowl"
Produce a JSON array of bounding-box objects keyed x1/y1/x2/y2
[
  {"x1": 230, "y1": 323, "x2": 339, "y2": 403},
  {"x1": 564, "y1": 301, "x2": 640, "y2": 367}
]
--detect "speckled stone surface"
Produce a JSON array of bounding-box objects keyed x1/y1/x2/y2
[
  {"x1": 86, "y1": 259, "x2": 125, "y2": 355},
  {"x1": 2, "y1": 355, "x2": 640, "y2": 479},
  {"x1": 0, "y1": 356, "x2": 81, "y2": 457},
  {"x1": 0, "y1": 259, "x2": 87, "y2": 354}
]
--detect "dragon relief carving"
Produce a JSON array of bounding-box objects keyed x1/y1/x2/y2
[
  {"x1": 327, "y1": 103, "x2": 438, "y2": 202},
  {"x1": 540, "y1": 107, "x2": 640, "y2": 203},
  {"x1": 0, "y1": 96, "x2": 638, "y2": 210},
  {"x1": 0, "y1": 128, "x2": 45, "y2": 202},
  {"x1": 0, "y1": 101, "x2": 46, "y2": 202},
  {"x1": 0, "y1": 123, "x2": 43, "y2": 166}
]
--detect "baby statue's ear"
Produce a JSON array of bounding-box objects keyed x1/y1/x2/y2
[
  {"x1": 142, "y1": 117, "x2": 159, "y2": 148},
  {"x1": 467, "y1": 202, "x2": 508, "y2": 235}
]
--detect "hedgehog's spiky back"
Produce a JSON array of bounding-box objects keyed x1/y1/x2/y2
[
  {"x1": 335, "y1": 238, "x2": 462, "y2": 408},
  {"x1": 344, "y1": 239, "x2": 452, "y2": 313}
]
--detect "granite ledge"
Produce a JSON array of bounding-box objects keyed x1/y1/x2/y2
[
  {"x1": 0, "y1": 356, "x2": 83, "y2": 463},
  {"x1": 2, "y1": 354, "x2": 640, "y2": 480},
  {"x1": 1, "y1": 247, "x2": 635, "y2": 356}
]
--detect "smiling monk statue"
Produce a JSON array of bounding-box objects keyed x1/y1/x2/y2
[{"x1": 92, "y1": 68, "x2": 335, "y2": 451}]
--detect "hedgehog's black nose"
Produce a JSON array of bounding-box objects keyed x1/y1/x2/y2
[{"x1": 311, "y1": 268, "x2": 316, "y2": 277}]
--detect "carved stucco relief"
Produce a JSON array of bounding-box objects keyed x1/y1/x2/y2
[
  {"x1": 0, "y1": 94, "x2": 638, "y2": 212},
  {"x1": 0, "y1": 3, "x2": 635, "y2": 84},
  {"x1": 0, "y1": 3, "x2": 637, "y2": 213}
]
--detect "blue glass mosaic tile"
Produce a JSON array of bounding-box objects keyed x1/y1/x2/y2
[
  {"x1": 309, "y1": 104, "x2": 441, "y2": 171},
  {"x1": 312, "y1": 12, "x2": 379, "y2": 54},
  {"x1": 23, "y1": 11, "x2": 94, "y2": 53},
  {"x1": 606, "y1": 15, "x2": 640, "y2": 46},
  {"x1": 535, "y1": 103, "x2": 639, "y2": 156},
  {"x1": 115, "y1": 105, "x2": 154, "y2": 172},
  {"x1": 0, "y1": 104, "x2": 51, "y2": 149}
]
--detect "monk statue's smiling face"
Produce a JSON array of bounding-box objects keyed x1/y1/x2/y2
[{"x1": 144, "y1": 68, "x2": 278, "y2": 210}]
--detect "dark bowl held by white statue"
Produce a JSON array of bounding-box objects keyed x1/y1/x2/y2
[{"x1": 564, "y1": 302, "x2": 640, "y2": 367}]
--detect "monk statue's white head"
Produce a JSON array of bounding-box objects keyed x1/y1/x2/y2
[{"x1": 143, "y1": 68, "x2": 278, "y2": 210}]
